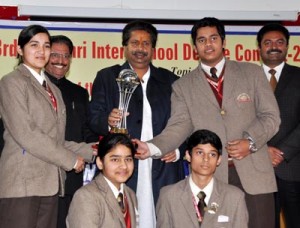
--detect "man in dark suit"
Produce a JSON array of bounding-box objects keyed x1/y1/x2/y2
[
  {"x1": 45, "y1": 35, "x2": 97, "y2": 228},
  {"x1": 257, "y1": 23, "x2": 300, "y2": 228},
  {"x1": 89, "y1": 20, "x2": 185, "y2": 228},
  {"x1": 157, "y1": 129, "x2": 248, "y2": 228},
  {"x1": 134, "y1": 17, "x2": 280, "y2": 228}
]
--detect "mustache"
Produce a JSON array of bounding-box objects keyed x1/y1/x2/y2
[
  {"x1": 267, "y1": 49, "x2": 282, "y2": 54},
  {"x1": 52, "y1": 63, "x2": 67, "y2": 67},
  {"x1": 132, "y1": 51, "x2": 148, "y2": 57}
]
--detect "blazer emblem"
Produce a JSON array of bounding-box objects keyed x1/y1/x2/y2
[{"x1": 236, "y1": 93, "x2": 251, "y2": 102}]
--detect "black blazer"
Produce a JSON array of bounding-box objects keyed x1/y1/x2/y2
[
  {"x1": 268, "y1": 63, "x2": 300, "y2": 181},
  {"x1": 89, "y1": 62, "x2": 185, "y2": 204}
]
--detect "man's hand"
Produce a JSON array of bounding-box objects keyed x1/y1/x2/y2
[
  {"x1": 74, "y1": 156, "x2": 85, "y2": 173},
  {"x1": 226, "y1": 139, "x2": 250, "y2": 160},
  {"x1": 268, "y1": 146, "x2": 284, "y2": 167},
  {"x1": 161, "y1": 150, "x2": 177, "y2": 163},
  {"x1": 108, "y1": 108, "x2": 122, "y2": 127},
  {"x1": 108, "y1": 108, "x2": 130, "y2": 127},
  {"x1": 132, "y1": 138, "x2": 151, "y2": 160}
]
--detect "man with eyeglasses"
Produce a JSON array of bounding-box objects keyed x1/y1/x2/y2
[
  {"x1": 133, "y1": 17, "x2": 280, "y2": 228},
  {"x1": 89, "y1": 20, "x2": 185, "y2": 228},
  {"x1": 45, "y1": 35, "x2": 97, "y2": 228}
]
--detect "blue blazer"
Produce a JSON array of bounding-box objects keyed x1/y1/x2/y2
[{"x1": 89, "y1": 62, "x2": 185, "y2": 204}]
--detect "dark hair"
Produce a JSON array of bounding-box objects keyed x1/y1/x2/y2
[
  {"x1": 256, "y1": 23, "x2": 290, "y2": 48},
  {"x1": 17, "y1": 24, "x2": 51, "y2": 65},
  {"x1": 122, "y1": 20, "x2": 158, "y2": 48},
  {"x1": 97, "y1": 133, "x2": 136, "y2": 160},
  {"x1": 191, "y1": 17, "x2": 225, "y2": 45},
  {"x1": 187, "y1": 129, "x2": 222, "y2": 156},
  {"x1": 51, "y1": 35, "x2": 74, "y2": 55}
]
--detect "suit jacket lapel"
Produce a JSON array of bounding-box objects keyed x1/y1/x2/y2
[
  {"x1": 222, "y1": 61, "x2": 239, "y2": 106},
  {"x1": 124, "y1": 187, "x2": 137, "y2": 228},
  {"x1": 275, "y1": 64, "x2": 291, "y2": 96},
  {"x1": 95, "y1": 174, "x2": 126, "y2": 227},
  {"x1": 195, "y1": 67, "x2": 220, "y2": 108},
  {"x1": 180, "y1": 178, "x2": 199, "y2": 227},
  {"x1": 202, "y1": 178, "x2": 221, "y2": 226},
  {"x1": 20, "y1": 65, "x2": 58, "y2": 117}
]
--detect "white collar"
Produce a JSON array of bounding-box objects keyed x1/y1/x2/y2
[
  {"x1": 103, "y1": 175, "x2": 124, "y2": 199},
  {"x1": 23, "y1": 64, "x2": 46, "y2": 85},
  {"x1": 262, "y1": 62, "x2": 285, "y2": 82},
  {"x1": 189, "y1": 176, "x2": 214, "y2": 205},
  {"x1": 201, "y1": 57, "x2": 225, "y2": 77}
]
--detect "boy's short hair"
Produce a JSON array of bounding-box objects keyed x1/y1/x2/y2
[
  {"x1": 191, "y1": 17, "x2": 225, "y2": 46},
  {"x1": 187, "y1": 129, "x2": 222, "y2": 155},
  {"x1": 97, "y1": 133, "x2": 136, "y2": 160}
]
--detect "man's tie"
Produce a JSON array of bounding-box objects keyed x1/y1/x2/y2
[
  {"x1": 197, "y1": 191, "x2": 207, "y2": 220},
  {"x1": 210, "y1": 67, "x2": 218, "y2": 79},
  {"x1": 42, "y1": 80, "x2": 57, "y2": 112},
  {"x1": 269, "y1": 69, "x2": 277, "y2": 92},
  {"x1": 117, "y1": 192, "x2": 125, "y2": 211}
]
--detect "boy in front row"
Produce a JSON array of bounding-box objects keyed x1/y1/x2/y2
[
  {"x1": 67, "y1": 133, "x2": 138, "y2": 228},
  {"x1": 156, "y1": 129, "x2": 248, "y2": 228}
]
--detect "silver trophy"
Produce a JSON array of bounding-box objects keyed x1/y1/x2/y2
[{"x1": 110, "y1": 69, "x2": 140, "y2": 135}]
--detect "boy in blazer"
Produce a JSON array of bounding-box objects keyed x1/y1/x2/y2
[
  {"x1": 134, "y1": 17, "x2": 280, "y2": 228},
  {"x1": 156, "y1": 129, "x2": 248, "y2": 228},
  {"x1": 67, "y1": 133, "x2": 138, "y2": 228}
]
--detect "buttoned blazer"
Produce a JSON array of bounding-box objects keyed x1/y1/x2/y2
[
  {"x1": 0, "y1": 64, "x2": 94, "y2": 198},
  {"x1": 89, "y1": 62, "x2": 185, "y2": 204},
  {"x1": 268, "y1": 63, "x2": 300, "y2": 181},
  {"x1": 151, "y1": 60, "x2": 281, "y2": 194},
  {"x1": 66, "y1": 173, "x2": 138, "y2": 228},
  {"x1": 156, "y1": 177, "x2": 248, "y2": 228}
]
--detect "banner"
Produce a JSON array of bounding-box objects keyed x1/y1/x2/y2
[{"x1": 0, "y1": 20, "x2": 299, "y2": 95}]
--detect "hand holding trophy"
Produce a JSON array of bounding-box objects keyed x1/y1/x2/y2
[{"x1": 110, "y1": 69, "x2": 140, "y2": 135}]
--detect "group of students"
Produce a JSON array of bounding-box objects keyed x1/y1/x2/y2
[{"x1": 0, "y1": 15, "x2": 299, "y2": 228}]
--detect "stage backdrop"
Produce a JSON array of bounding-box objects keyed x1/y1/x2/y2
[{"x1": 0, "y1": 20, "x2": 299, "y2": 95}]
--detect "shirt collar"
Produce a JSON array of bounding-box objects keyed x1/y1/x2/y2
[
  {"x1": 103, "y1": 176, "x2": 124, "y2": 199},
  {"x1": 189, "y1": 176, "x2": 214, "y2": 205},
  {"x1": 23, "y1": 64, "x2": 46, "y2": 85},
  {"x1": 262, "y1": 62, "x2": 285, "y2": 81},
  {"x1": 201, "y1": 57, "x2": 225, "y2": 77},
  {"x1": 128, "y1": 63, "x2": 151, "y2": 86},
  {"x1": 45, "y1": 71, "x2": 66, "y2": 87}
]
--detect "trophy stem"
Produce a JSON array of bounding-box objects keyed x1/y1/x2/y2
[{"x1": 112, "y1": 69, "x2": 140, "y2": 136}]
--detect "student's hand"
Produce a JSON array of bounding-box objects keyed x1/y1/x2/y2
[
  {"x1": 226, "y1": 139, "x2": 250, "y2": 160},
  {"x1": 74, "y1": 156, "x2": 85, "y2": 173},
  {"x1": 161, "y1": 150, "x2": 177, "y2": 163},
  {"x1": 132, "y1": 138, "x2": 151, "y2": 160},
  {"x1": 268, "y1": 146, "x2": 284, "y2": 167}
]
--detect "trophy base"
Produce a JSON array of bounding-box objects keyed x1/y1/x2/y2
[{"x1": 110, "y1": 127, "x2": 128, "y2": 135}]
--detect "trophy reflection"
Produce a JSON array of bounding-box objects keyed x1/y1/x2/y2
[{"x1": 110, "y1": 69, "x2": 140, "y2": 135}]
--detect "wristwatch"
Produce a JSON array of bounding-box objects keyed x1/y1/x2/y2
[{"x1": 247, "y1": 136, "x2": 258, "y2": 153}]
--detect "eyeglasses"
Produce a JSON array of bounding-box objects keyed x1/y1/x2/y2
[{"x1": 50, "y1": 52, "x2": 71, "y2": 60}]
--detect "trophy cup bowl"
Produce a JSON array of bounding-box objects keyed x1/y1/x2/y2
[{"x1": 110, "y1": 69, "x2": 140, "y2": 135}]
